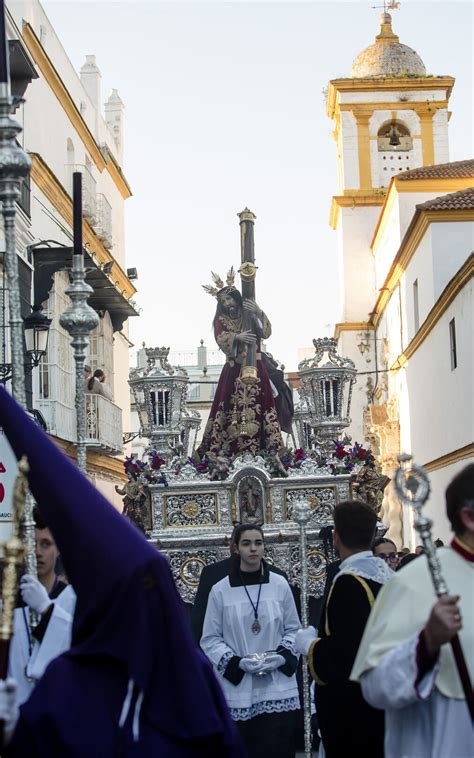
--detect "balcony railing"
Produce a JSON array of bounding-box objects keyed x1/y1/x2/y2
[
  {"x1": 36, "y1": 398, "x2": 77, "y2": 442},
  {"x1": 73, "y1": 163, "x2": 97, "y2": 223},
  {"x1": 93, "y1": 193, "x2": 113, "y2": 249},
  {"x1": 85, "y1": 393, "x2": 123, "y2": 454}
]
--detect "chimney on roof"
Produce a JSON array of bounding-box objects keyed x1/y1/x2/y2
[{"x1": 80, "y1": 54, "x2": 101, "y2": 111}]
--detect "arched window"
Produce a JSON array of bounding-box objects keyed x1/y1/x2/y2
[
  {"x1": 376, "y1": 120, "x2": 414, "y2": 187},
  {"x1": 377, "y1": 121, "x2": 413, "y2": 152}
]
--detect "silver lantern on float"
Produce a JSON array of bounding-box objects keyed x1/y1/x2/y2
[
  {"x1": 129, "y1": 347, "x2": 194, "y2": 458},
  {"x1": 297, "y1": 337, "x2": 357, "y2": 454}
]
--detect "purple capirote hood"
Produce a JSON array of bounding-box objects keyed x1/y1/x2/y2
[{"x1": 0, "y1": 386, "x2": 243, "y2": 750}]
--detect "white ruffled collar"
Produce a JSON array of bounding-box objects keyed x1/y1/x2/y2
[{"x1": 336, "y1": 551, "x2": 394, "y2": 585}]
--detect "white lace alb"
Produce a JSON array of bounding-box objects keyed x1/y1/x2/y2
[{"x1": 231, "y1": 696, "x2": 300, "y2": 721}]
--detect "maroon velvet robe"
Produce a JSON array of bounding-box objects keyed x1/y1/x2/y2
[{"x1": 199, "y1": 311, "x2": 283, "y2": 458}]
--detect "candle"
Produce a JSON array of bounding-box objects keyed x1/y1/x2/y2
[
  {"x1": 72, "y1": 172, "x2": 83, "y2": 256},
  {"x1": 0, "y1": 0, "x2": 10, "y2": 85}
]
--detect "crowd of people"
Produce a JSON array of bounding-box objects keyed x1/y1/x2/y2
[{"x1": 0, "y1": 383, "x2": 472, "y2": 756}]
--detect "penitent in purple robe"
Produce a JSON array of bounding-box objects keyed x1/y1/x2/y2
[{"x1": 0, "y1": 386, "x2": 244, "y2": 757}]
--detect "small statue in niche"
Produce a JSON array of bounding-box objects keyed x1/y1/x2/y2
[
  {"x1": 239, "y1": 479, "x2": 264, "y2": 524},
  {"x1": 352, "y1": 466, "x2": 390, "y2": 515},
  {"x1": 115, "y1": 480, "x2": 149, "y2": 532}
]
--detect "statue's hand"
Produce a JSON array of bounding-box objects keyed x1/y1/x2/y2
[
  {"x1": 243, "y1": 300, "x2": 262, "y2": 319},
  {"x1": 237, "y1": 330, "x2": 257, "y2": 345}
]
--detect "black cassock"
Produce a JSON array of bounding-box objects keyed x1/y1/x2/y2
[{"x1": 308, "y1": 573, "x2": 385, "y2": 758}]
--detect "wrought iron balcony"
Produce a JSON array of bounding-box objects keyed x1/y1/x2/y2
[
  {"x1": 94, "y1": 193, "x2": 113, "y2": 249},
  {"x1": 85, "y1": 393, "x2": 123, "y2": 454},
  {"x1": 72, "y1": 163, "x2": 97, "y2": 224}
]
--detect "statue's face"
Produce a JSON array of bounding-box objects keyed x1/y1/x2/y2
[{"x1": 221, "y1": 293, "x2": 239, "y2": 318}]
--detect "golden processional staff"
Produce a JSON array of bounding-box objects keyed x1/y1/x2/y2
[
  {"x1": 395, "y1": 454, "x2": 474, "y2": 722},
  {"x1": 0, "y1": 456, "x2": 28, "y2": 740}
]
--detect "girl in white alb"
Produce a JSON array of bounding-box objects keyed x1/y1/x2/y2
[{"x1": 201, "y1": 525, "x2": 300, "y2": 758}]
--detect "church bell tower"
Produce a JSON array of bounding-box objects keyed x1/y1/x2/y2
[{"x1": 327, "y1": 11, "x2": 455, "y2": 326}]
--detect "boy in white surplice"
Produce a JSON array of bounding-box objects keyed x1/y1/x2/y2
[{"x1": 201, "y1": 525, "x2": 300, "y2": 758}]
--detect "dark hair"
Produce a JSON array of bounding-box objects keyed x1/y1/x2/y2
[
  {"x1": 445, "y1": 463, "x2": 474, "y2": 534},
  {"x1": 88, "y1": 368, "x2": 105, "y2": 391},
  {"x1": 396, "y1": 553, "x2": 419, "y2": 570},
  {"x1": 212, "y1": 289, "x2": 242, "y2": 329},
  {"x1": 33, "y1": 506, "x2": 48, "y2": 531},
  {"x1": 333, "y1": 500, "x2": 377, "y2": 550},
  {"x1": 434, "y1": 538, "x2": 444, "y2": 548},
  {"x1": 372, "y1": 536, "x2": 397, "y2": 552},
  {"x1": 233, "y1": 524, "x2": 264, "y2": 546}
]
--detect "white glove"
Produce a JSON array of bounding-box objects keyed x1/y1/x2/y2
[
  {"x1": 20, "y1": 575, "x2": 51, "y2": 614},
  {"x1": 0, "y1": 678, "x2": 19, "y2": 745},
  {"x1": 294, "y1": 626, "x2": 317, "y2": 656},
  {"x1": 238, "y1": 657, "x2": 265, "y2": 674},
  {"x1": 258, "y1": 653, "x2": 285, "y2": 673}
]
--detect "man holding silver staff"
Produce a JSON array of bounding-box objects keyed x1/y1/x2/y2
[{"x1": 352, "y1": 463, "x2": 474, "y2": 757}]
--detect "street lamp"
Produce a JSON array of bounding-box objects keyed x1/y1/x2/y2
[
  {"x1": 23, "y1": 305, "x2": 51, "y2": 367},
  {"x1": 0, "y1": 305, "x2": 51, "y2": 382}
]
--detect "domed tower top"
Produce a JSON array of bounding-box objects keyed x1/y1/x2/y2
[{"x1": 351, "y1": 12, "x2": 426, "y2": 78}]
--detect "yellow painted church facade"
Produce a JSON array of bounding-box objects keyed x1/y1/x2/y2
[{"x1": 328, "y1": 13, "x2": 474, "y2": 546}]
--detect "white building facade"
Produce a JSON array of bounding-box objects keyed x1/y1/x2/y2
[
  {"x1": 1, "y1": 1, "x2": 138, "y2": 506},
  {"x1": 328, "y1": 13, "x2": 473, "y2": 546}
]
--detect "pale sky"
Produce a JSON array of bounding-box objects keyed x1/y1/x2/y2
[{"x1": 42, "y1": 0, "x2": 473, "y2": 369}]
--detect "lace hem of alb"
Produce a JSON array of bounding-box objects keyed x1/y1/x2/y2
[{"x1": 231, "y1": 697, "x2": 300, "y2": 722}]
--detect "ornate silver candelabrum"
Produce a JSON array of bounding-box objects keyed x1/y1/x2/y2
[
  {"x1": 297, "y1": 337, "x2": 356, "y2": 455},
  {"x1": 129, "y1": 347, "x2": 191, "y2": 458}
]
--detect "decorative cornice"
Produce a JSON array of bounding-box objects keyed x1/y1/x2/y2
[
  {"x1": 333, "y1": 322, "x2": 374, "y2": 339},
  {"x1": 22, "y1": 22, "x2": 132, "y2": 199},
  {"x1": 395, "y1": 177, "x2": 473, "y2": 194},
  {"x1": 339, "y1": 100, "x2": 448, "y2": 114},
  {"x1": 330, "y1": 193, "x2": 386, "y2": 229},
  {"x1": 389, "y1": 253, "x2": 474, "y2": 369},
  {"x1": 326, "y1": 76, "x2": 455, "y2": 120},
  {"x1": 30, "y1": 153, "x2": 137, "y2": 300},
  {"x1": 422, "y1": 443, "x2": 474, "y2": 473},
  {"x1": 51, "y1": 435, "x2": 127, "y2": 480}
]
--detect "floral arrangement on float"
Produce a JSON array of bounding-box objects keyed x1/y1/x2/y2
[{"x1": 122, "y1": 438, "x2": 375, "y2": 484}]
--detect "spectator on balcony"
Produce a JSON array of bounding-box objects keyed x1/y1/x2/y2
[
  {"x1": 83, "y1": 365, "x2": 92, "y2": 390},
  {"x1": 87, "y1": 369, "x2": 112, "y2": 401}
]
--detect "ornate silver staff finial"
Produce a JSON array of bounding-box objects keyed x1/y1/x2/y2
[
  {"x1": 292, "y1": 498, "x2": 313, "y2": 757},
  {"x1": 395, "y1": 453, "x2": 448, "y2": 596},
  {"x1": 395, "y1": 453, "x2": 474, "y2": 721}
]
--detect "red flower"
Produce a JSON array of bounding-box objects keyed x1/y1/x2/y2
[
  {"x1": 294, "y1": 448, "x2": 306, "y2": 462},
  {"x1": 151, "y1": 454, "x2": 166, "y2": 470}
]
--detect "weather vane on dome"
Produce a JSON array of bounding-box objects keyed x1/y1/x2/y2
[{"x1": 372, "y1": 1, "x2": 400, "y2": 11}]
